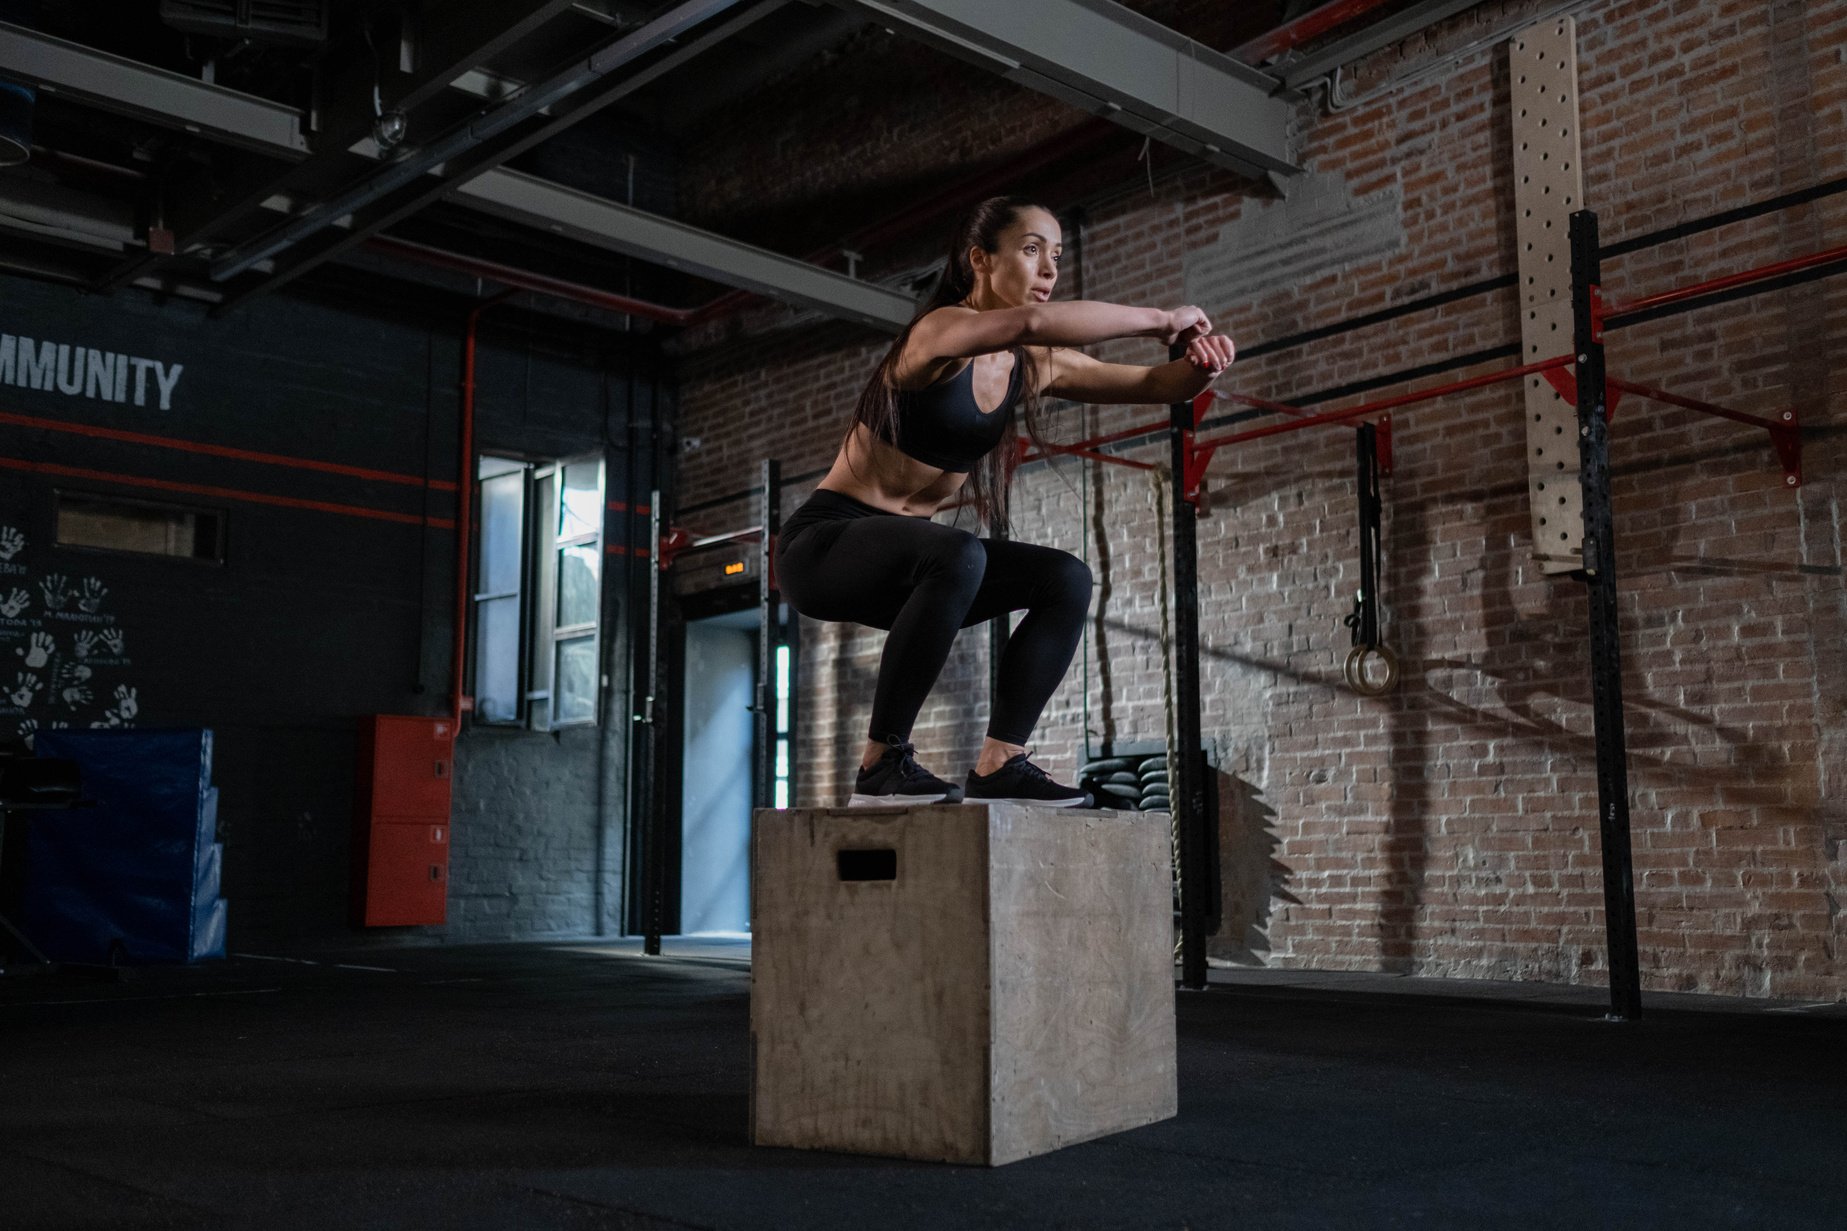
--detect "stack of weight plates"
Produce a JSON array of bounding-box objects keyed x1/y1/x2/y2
[
  {"x1": 1137, "y1": 755, "x2": 1170, "y2": 813},
  {"x1": 1078, "y1": 754, "x2": 1171, "y2": 812}
]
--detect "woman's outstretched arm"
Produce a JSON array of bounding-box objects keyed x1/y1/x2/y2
[
  {"x1": 903, "y1": 301, "x2": 1212, "y2": 367},
  {"x1": 1042, "y1": 333, "x2": 1235, "y2": 406}
]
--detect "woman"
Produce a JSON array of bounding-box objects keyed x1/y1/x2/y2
[{"x1": 775, "y1": 196, "x2": 1234, "y2": 808}]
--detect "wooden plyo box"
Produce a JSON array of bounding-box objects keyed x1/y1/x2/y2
[{"x1": 750, "y1": 804, "x2": 1177, "y2": 1166}]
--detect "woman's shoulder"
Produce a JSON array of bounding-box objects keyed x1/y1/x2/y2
[{"x1": 893, "y1": 307, "x2": 978, "y2": 389}]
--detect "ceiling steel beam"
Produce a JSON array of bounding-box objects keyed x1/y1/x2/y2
[
  {"x1": 1279, "y1": 0, "x2": 1487, "y2": 87},
  {"x1": 0, "y1": 20, "x2": 309, "y2": 157},
  {"x1": 314, "y1": 0, "x2": 587, "y2": 157},
  {"x1": 208, "y1": 0, "x2": 752, "y2": 284},
  {"x1": 211, "y1": 0, "x2": 789, "y2": 311},
  {"x1": 0, "y1": 14, "x2": 908, "y2": 330},
  {"x1": 98, "y1": 1, "x2": 589, "y2": 292},
  {"x1": 455, "y1": 169, "x2": 916, "y2": 330},
  {"x1": 832, "y1": 0, "x2": 1301, "y2": 179}
]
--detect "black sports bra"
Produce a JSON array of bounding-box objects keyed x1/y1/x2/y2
[{"x1": 883, "y1": 353, "x2": 1022, "y2": 473}]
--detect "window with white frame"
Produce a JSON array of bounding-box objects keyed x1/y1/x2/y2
[{"x1": 472, "y1": 453, "x2": 605, "y2": 730}]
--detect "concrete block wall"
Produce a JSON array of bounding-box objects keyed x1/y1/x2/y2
[{"x1": 674, "y1": 0, "x2": 1847, "y2": 999}]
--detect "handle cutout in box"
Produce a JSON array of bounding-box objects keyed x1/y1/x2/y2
[{"x1": 837, "y1": 848, "x2": 897, "y2": 882}]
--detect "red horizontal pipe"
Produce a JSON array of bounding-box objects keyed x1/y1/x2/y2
[
  {"x1": 368, "y1": 235, "x2": 698, "y2": 326},
  {"x1": 0, "y1": 407, "x2": 453, "y2": 490},
  {"x1": 1605, "y1": 378, "x2": 1790, "y2": 433},
  {"x1": 1606, "y1": 243, "x2": 1847, "y2": 319},
  {"x1": 0, "y1": 454, "x2": 450, "y2": 527},
  {"x1": 1233, "y1": 0, "x2": 1401, "y2": 64},
  {"x1": 1195, "y1": 355, "x2": 1573, "y2": 449}
]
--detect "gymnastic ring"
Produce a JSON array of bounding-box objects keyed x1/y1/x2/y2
[{"x1": 1344, "y1": 643, "x2": 1399, "y2": 697}]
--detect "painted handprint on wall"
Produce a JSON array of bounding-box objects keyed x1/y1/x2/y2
[
  {"x1": 0, "y1": 588, "x2": 27, "y2": 618},
  {"x1": 0, "y1": 526, "x2": 23, "y2": 561},
  {"x1": 16, "y1": 718, "x2": 37, "y2": 748},
  {"x1": 40, "y1": 574, "x2": 72, "y2": 611},
  {"x1": 72, "y1": 629, "x2": 126, "y2": 659},
  {"x1": 18, "y1": 631, "x2": 53, "y2": 669},
  {"x1": 78, "y1": 578, "x2": 108, "y2": 614},
  {"x1": 112, "y1": 685, "x2": 138, "y2": 721},
  {"x1": 8, "y1": 672, "x2": 41, "y2": 708},
  {"x1": 60, "y1": 683, "x2": 92, "y2": 709}
]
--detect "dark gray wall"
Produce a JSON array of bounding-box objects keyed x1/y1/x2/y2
[{"x1": 0, "y1": 272, "x2": 665, "y2": 946}]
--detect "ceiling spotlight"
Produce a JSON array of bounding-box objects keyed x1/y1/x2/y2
[
  {"x1": 0, "y1": 80, "x2": 35, "y2": 168},
  {"x1": 374, "y1": 109, "x2": 409, "y2": 151}
]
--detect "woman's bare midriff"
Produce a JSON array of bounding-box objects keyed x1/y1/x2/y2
[
  {"x1": 815, "y1": 424, "x2": 967, "y2": 517},
  {"x1": 816, "y1": 349, "x2": 1034, "y2": 516}
]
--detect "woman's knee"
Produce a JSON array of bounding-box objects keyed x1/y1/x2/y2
[
  {"x1": 1042, "y1": 551, "x2": 1093, "y2": 611},
  {"x1": 926, "y1": 531, "x2": 988, "y2": 594}
]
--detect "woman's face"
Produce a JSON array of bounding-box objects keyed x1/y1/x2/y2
[{"x1": 970, "y1": 208, "x2": 1062, "y2": 309}]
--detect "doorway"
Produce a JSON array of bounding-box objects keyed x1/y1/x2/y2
[{"x1": 680, "y1": 608, "x2": 755, "y2": 935}]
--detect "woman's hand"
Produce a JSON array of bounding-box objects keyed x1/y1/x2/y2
[
  {"x1": 1158, "y1": 305, "x2": 1213, "y2": 347},
  {"x1": 1185, "y1": 333, "x2": 1235, "y2": 378}
]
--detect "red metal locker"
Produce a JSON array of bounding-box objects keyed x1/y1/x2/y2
[
  {"x1": 360, "y1": 821, "x2": 449, "y2": 927},
  {"x1": 359, "y1": 716, "x2": 453, "y2": 818},
  {"x1": 352, "y1": 716, "x2": 454, "y2": 927}
]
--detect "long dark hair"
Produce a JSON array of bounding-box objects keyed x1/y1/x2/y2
[{"x1": 849, "y1": 195, "x2": 1053, "y2": 533}]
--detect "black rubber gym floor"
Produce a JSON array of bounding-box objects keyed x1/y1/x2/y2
[{"x1": 2, "y1": 941, "x2": 1843, "y2": 1230}]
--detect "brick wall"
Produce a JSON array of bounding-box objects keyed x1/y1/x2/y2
[{"x1": 674, "y1": 0, "x2": 1847, "y2": 1000}]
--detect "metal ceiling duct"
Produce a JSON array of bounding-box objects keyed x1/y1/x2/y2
[
  {"x1": 158, "y1": 0, "x2": 330, "y2": 47},
  {"x1": 0, "y1": 79, "x2": 32, "y2": 166}
]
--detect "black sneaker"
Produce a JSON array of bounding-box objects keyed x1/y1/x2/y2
[
  {"x1": 964, "y1": 752, "x2": 1092, "y2": 808},
  {"x1": 848, "y1": 740, "x2": 964, "y2": 807}
]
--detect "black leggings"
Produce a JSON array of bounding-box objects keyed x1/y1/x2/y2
[{"x1": 775, "y1": 490, "x2": 1092, "y2": 746}]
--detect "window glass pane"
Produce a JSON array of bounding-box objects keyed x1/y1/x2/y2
[
  {"x1": 557, "y1": 543, "x2": 600, "y2": 629},
  {"x1": 478, "y1": 456, "x2": 524, "y2": 481},
  {"x1": 474, "y1": 597, "x2": 521, "y2": 723},
  {"x1": 774, "y1": 781, "x2": 788, "y2": 809},
  {"x1": 554, "y1": 635, "x2": 598, "y2": 725},
  {"x1": 479, "y1": 472, "x2": 524, "y2": 596},
  {"x1": 775, "y1": 738, "x2": 788, "y2": 778},
  {"x1": 56, "y1": 493, "x2": 222, "y2": 561},
  {"x1": 559, "y1": 461, "x2": 601, "y2": 541}
]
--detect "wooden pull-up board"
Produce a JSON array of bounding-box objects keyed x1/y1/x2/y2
[{"x1": 1512, "y1": 16, "x2": 1588, "y2": 572}]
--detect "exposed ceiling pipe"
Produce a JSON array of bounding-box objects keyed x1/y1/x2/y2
[
  {"x1": 366, "y1": 234, "x2": 696, "y2": 325},
  {"x1": 0, "y1": 78, "x2": 33, "y2": 165},
  {"x1": 1231, "y1": 0, "x2": 1404, "y2": 65},
  {"x1": 0, "y1": 179, "x2": 137, "y2": 248}
]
